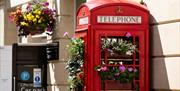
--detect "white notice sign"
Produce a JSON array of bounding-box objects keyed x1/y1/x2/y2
[
  {"x1": 97, "y1": 16, "x2": 142, "y2": 24},
  {"x1": 79, "y1": 17, "x2": 88, "y2": 25},
  {"x1": 33, "y1": 68, "x2": 41, "y2": 87}
]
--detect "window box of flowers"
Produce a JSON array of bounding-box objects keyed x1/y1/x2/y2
[
  {"x1": 95, "y1": 65, "x2": 138, "y2": 90},
  {"x1": 9, "y1": 1, "x2": 56, "y2": 36},
  {"x1": 101, "y1": 37, "x2": 137, "y2": 58}
]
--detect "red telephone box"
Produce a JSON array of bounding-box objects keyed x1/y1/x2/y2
[{"x1": 76, "y1": 0, "x2": 149, "y2": 91}]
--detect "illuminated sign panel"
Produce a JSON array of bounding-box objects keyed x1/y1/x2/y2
[{"x1": 97, "y1": 16, "x2": 142, "y2": 24}]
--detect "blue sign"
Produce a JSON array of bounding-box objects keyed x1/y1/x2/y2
[
  {"x1": 35, "y1": 76, "x2": 40, "y2": 82},
  {"x1": 20, "y1": 71, "x2": 30, "y2": 81}
]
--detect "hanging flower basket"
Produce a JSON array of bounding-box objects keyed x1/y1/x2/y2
[{"x1": 9, "y1": 1, "x2": 56, "y2": 36}]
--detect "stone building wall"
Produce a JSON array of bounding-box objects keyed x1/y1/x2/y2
[{"x1": 144, "y1": 0, "x2": 180, "y2": 90}]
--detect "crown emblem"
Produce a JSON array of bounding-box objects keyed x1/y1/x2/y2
[{"x1": 115, "y1": 6, "x2": 123, "y2": 14}]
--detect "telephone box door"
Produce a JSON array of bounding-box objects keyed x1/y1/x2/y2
[{"x1": 94, "y1": 30, "x2": 146, "y2": 91}]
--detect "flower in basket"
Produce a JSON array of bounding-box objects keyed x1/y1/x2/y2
[
  {"x1": 101, "y1": 34, "x2": 137, "y2": 55},
  {"x1": 9, "y1": 1, "x2": 56, "y2": 36},
  {"x1": 95, "y1": 64, "x2": 138, "y2": 83}
]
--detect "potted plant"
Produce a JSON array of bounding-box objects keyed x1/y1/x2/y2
[{"x1": 9, "y1": 1, "x2": 56, "y2": 36}]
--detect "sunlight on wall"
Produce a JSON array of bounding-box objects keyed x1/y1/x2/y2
[
  {"x1": 165, "y1": 58, "x2": 180, "y2": 89},
  {"x1": 49, "y1": 63, "x2": 60, "y2": 91},
  {"x1": 0, "y1": 7, "x2": 4, "y2": 46},
  {"x1": 49, "y1": 63, "x2": 56, "y2": 84},
  {"x1": 51, "y1": 86, "x2": 60, "y2": 91}
]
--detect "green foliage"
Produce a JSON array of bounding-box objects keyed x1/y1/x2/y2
[{"x1": 66, "y1": 38, "x2": 84, "y2": 89}]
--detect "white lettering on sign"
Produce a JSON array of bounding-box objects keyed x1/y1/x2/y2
[
  {"x1": 20, "y1": 87, "x2": 45, "y2": 91},
  {"x1": 79, "y1": 17, "x2": 88, "y2": 25},
  {"x1": 97, "y1": 16, "x2": 142, "y2": 24},
  {"x1": 19, "y1": 83, "x2": 45, "y2": 91}
]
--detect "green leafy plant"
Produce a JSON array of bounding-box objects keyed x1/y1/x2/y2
[{"x1": 66, "y1": 38, "x2": 84, "y2": 89}]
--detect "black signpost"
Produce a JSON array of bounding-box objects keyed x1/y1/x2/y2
[{"x1": 12, "y1": 43, "x2": 59, "y2": 91}]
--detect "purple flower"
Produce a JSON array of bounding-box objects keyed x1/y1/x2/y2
[
  {"x1": 53, "y1": 9, "x2": 56, "y2": 12},
  {"x1": 43, "y1": 2, "x2": 49, "y2": 6},
  {"x1": 107, "y1": 49, "x2": 115, "y2": 55},
  {"x1": 46, "y1": 27, "x2": 52, "y2": 32},
  {"x1": 43, "y1": 9, "x2": 51, "y2": 14},
  {"x1": 125, "y1": 32, "x2": 131, "y2": 38},
  {"x1": 26, "y1": 4, "x2": 32, "y2": 12},
  {"x1": 63, "y1": 32, "x2": 68, "y2": 37},
  {"x1": 119, "y1": 65, "x2": 126, "y2": 72},
  {"x1": 128, "y1": 67, "x2": 133, "y2": 72}
]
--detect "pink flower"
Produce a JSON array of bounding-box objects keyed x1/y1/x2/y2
[
  {"x1": 101, "y1": 66, "x2": 108, "y2": 71},
  {"x1": 63, "y1": 32, "x2": 68, "y2": 37},
  {"x1": 125, "y1": 32, "x2": 131, "y2": 38},
  {"x1": 8, "y1": 16, "x2": 13, "y2": 22}
]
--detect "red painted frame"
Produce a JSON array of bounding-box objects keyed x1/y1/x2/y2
[{"x1": 76, "y1": 0, "x2": 149, "y2": 91}]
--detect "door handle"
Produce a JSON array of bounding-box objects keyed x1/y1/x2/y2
[{"x1": 13, "y1": 76, "x2": 16, "y2": 91}]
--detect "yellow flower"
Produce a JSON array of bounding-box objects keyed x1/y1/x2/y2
[
  {"x1": 33, "y1": 10, "x2": 38, "y2": 14},
  {"x1": 20, "y1": 22, "x2": 28, "y2": 26},
  {"x1": 37, "y1": 11, "x2": 41, "y2": 15},
  {"x1": 33, "y1": 10, "x2": 41, "y2": 15},
  {"x1": 36, "y1": 15, "x2": 40, "y2": 18},
  {"x1": 38, "y1": 19, "x2": 42, "y2": 23},
  {"x1": 27, "y1": 13, "x2": 35, "y2": 21},
  {"x1": 23, "y1": 15, "x2": 27, "y2": 20},
  {"x1": 33, "y1": 18, "x2": 37, "y2": 22}
]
